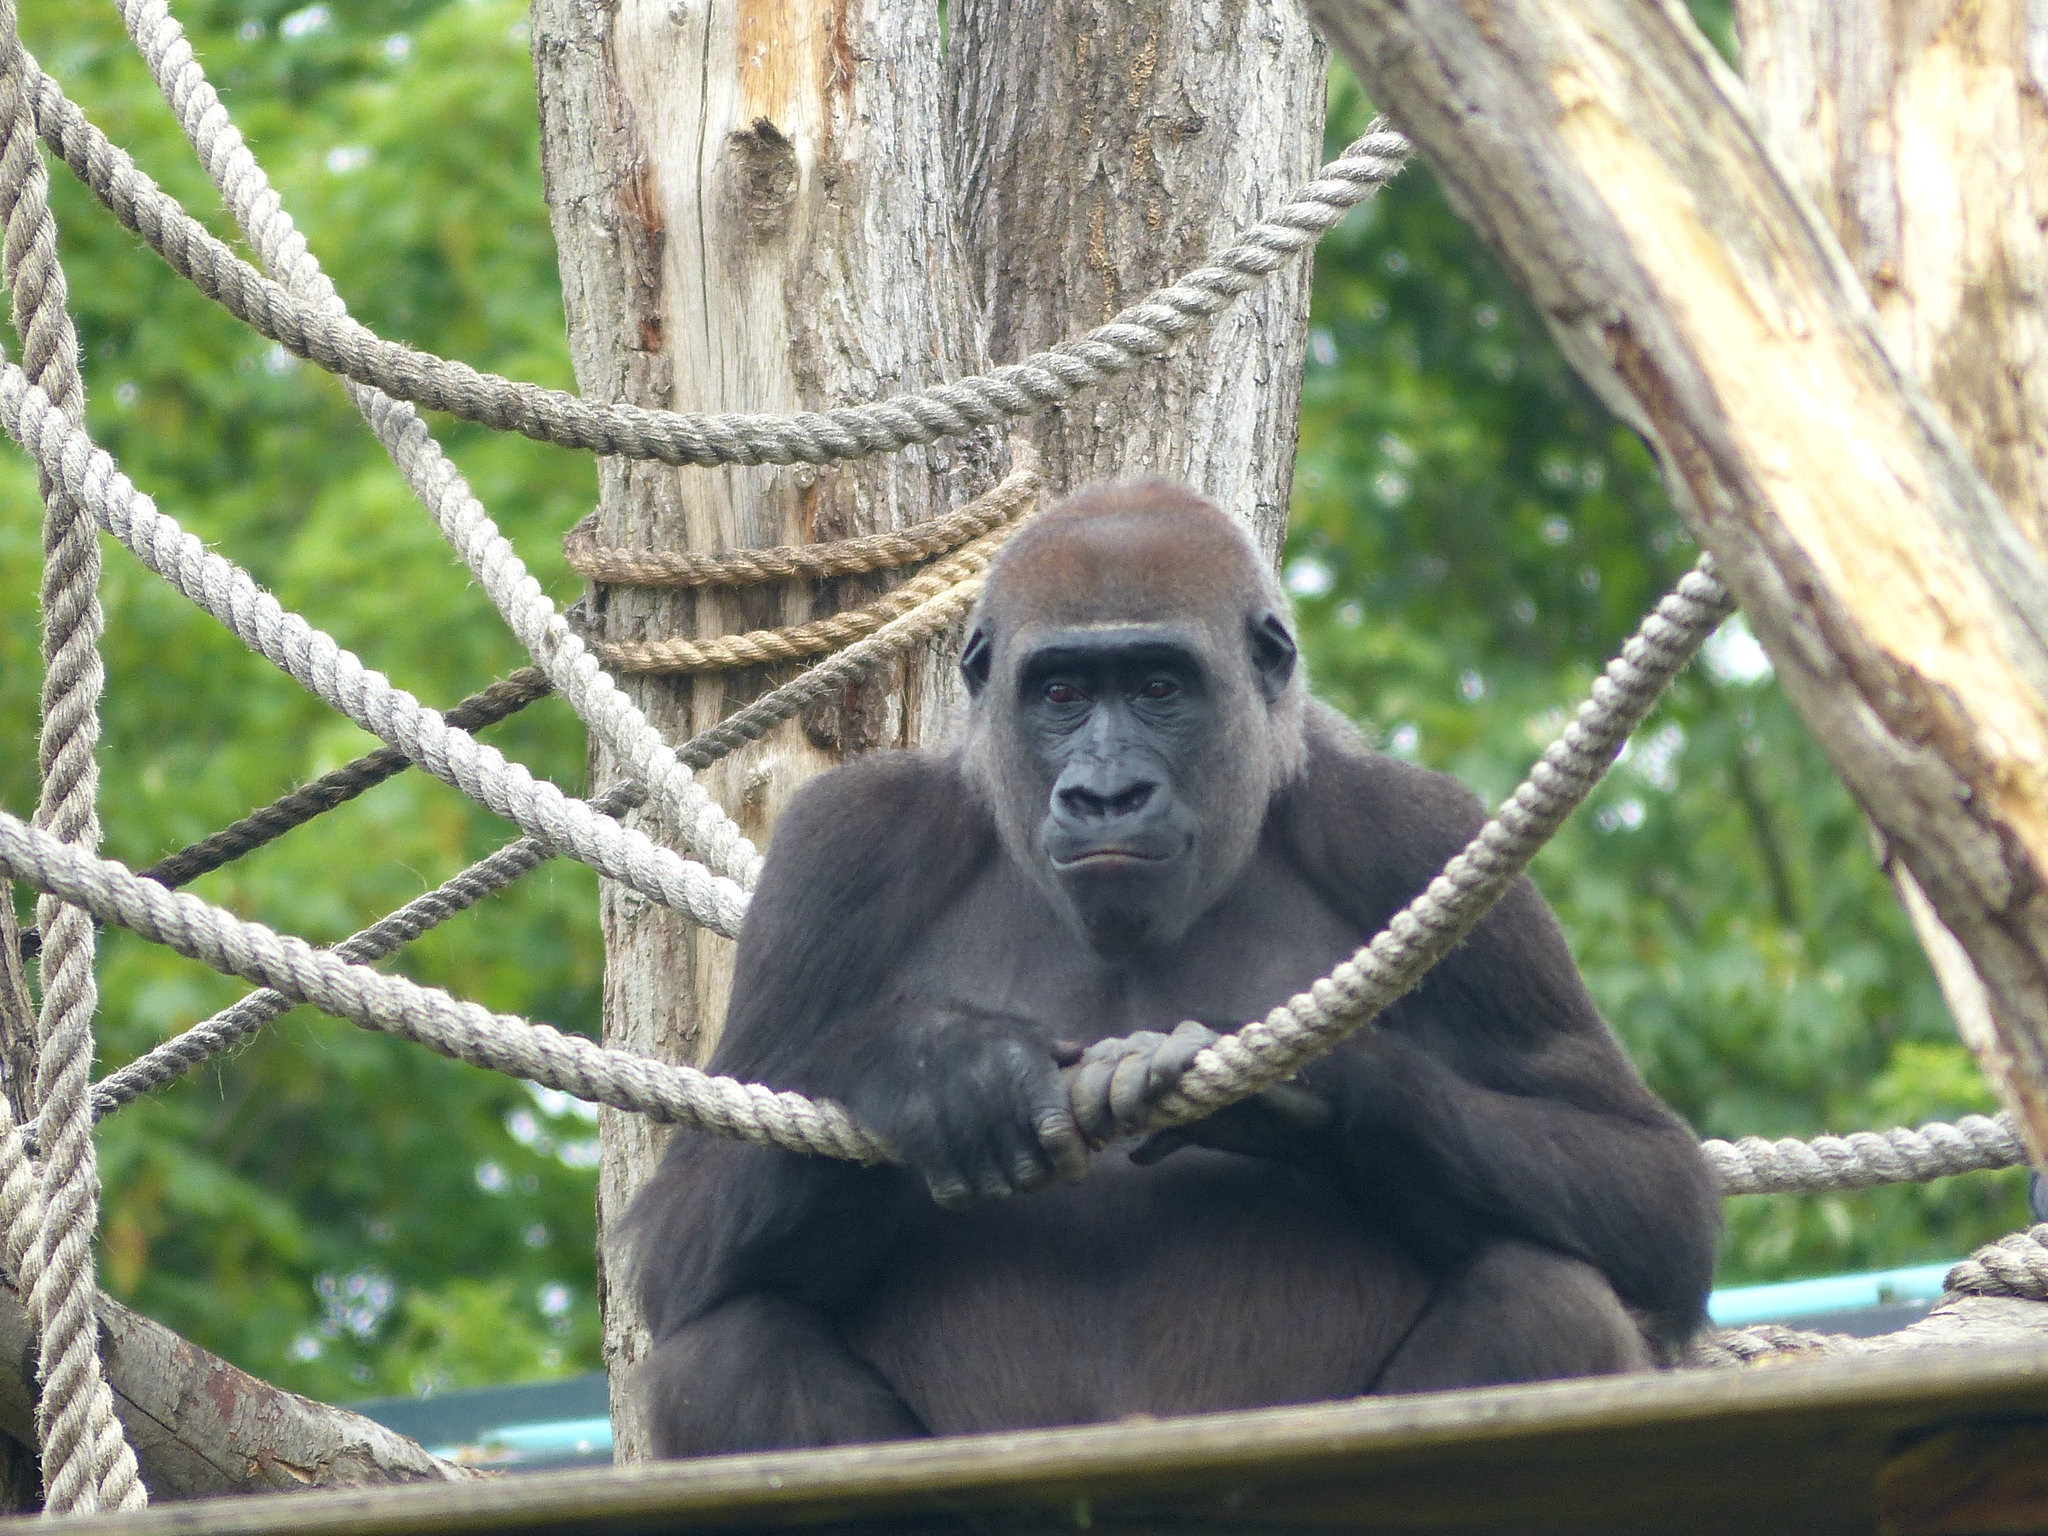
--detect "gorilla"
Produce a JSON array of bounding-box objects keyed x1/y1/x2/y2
[{"x1": 626, "y1": 481, "x2": 1718, "y2": 1457}]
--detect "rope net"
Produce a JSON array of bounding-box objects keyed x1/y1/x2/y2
[{"x1": 0, "y1": 0, "x2": 2035, "y2": 1509}]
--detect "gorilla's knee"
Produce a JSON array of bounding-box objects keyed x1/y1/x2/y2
[
  {"x1": 1374, "y1": 1240, "x2": 1651, "y2": 1393},
  {"x1": 640, "y1": 1296, "x2": 926, "y2": 1458}
]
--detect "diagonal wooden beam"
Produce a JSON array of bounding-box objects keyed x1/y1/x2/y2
[
  {"x1": 1308, "y1": 0, "x2": 2048, "y2": 1166},
  {"x1": 0, "y1": 1274, "x2": 476, "y2": 1500}
]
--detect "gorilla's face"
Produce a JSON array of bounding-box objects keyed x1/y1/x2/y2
[{"x1": 963, "y1": 614, "x2": 1297, "y2": 953}]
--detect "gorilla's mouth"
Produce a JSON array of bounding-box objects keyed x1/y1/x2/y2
[{"x1": 1051, "y1": 847, "x2": 1169, "y2": 870}]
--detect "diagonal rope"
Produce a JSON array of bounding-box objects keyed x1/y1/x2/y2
[
  {"x1": 0, "y1": 356, "x2": 749, "y2": 937},
  {"x1": 1146, "y1": 562, "x2": 1735, "y2": 1125},
  {"x1": 22, "y1": 781, "x2": 646, "y2": 1151},
  {"x1": 0, "y1": 2, "x2": 143, "y2": 1511},
  {"x1": 0, "y1": 809, "x2": 888, "y2": 1162},
  {"x1": 86, "y1": 3, "x2": 758, "y2": 889},
  {"x1": 14, "y1": 667, "x2": 554, "y2": 962}
]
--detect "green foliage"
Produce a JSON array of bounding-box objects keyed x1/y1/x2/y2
[{"x1": 0, "y1": 0, "x2": 2024, "y2": 1407}]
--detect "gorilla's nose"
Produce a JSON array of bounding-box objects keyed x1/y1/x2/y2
[{"x1": 1057, "y1": 777, "x2": 1158, "y2": 822}]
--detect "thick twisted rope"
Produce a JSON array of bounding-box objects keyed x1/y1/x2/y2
[
  {"x1": 1702, "y1": 1114, "x2": 2028, "y2": 1196},
  {"x1": 14, "y1": 667, "x2": 553, "y2": 961},
  {"x1": 677, "y1": 527, "x2": 1010, "y2": 766},
  {"x1": 0, "y1": 358, "x2": 748, "y2": 937},
  {"x1": 563, "y1": 496, "x2": 1018, "y2": 589},
  {"x1": 0, "y1": 8, "x2": 143, "y2": 1512},
  {"x1": 0, "y1": 809, "x2": 887, "y2": 1163},
  {"x1": 591, "y1": 521, "x2": 1019, "y2": 676},
  {"x1": 1684, "y1": 1324, "x2": 1844, "y2": 1367},
  {"x1": 38, "y1": 40, "x2": 1406, "y2": 468},
  {"x1": 89, "y1": 4, "x2": 759, "y2": 889},
  {"x1": 1946, "y1": 1223, "x2": 2048, "y2": 1300},
  {"x1": 22, "y1": 780, "x2": 647, "y2": 1149}
]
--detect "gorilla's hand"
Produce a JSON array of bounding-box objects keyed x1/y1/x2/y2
[
  {"x1": 856, "y1": 1007, "x2": 1089, "y2": 1211},
  {"x1": 1068, "y1": 1021, "x2": 1332, "y2": 1163}
]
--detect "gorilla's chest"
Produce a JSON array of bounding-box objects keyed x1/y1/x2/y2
[{"x1": 890, "y1": 855, "x2": 1365, "y2": 1042}]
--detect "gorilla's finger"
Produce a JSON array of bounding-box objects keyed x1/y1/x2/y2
[
  {"x1": 973, "y1": 1164, "x2": 1015, "y2": 1201},
  {"x1": 1108, "y1": 1048, "x2": 1156, "y2": 1131},
  {"x1": 1049, "y1": 1039, "x2": 1086, "y2": 1067},
  {"x1": 1037, "y1": 1112, "x2": 1091, "y2": 1182},
  {"x1": 1010, "y1": 1146, "x2": 1053, "y2": 1191},
  {"x1": 1069, "y1": 1056, "x2": 1120, "y2": 1144},
  {"x1": 1151, "y1": 1020, "x2": 1221, "y2": 1093},
  {"x1": 926, "y1": 1169, "x2": 975, "y2": 1211}
]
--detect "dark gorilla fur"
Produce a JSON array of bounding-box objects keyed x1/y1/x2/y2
[{"x1": 626, "y1": 481, "x2": 1719, "y2": 1458}]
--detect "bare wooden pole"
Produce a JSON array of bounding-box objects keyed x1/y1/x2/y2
[
  {"x1": 530, "y1": 0, "x2": 995, "y2": 1463},
  {"x1": 1734, "y1": 0, "x2": 2048, "y2": 1168},
  {"x1": 1308, "y1": 0, "x2": 2048, "y2": 1164},
  {"x1": 949, "y1": 0, "x2": 1327, "y2": 559}
]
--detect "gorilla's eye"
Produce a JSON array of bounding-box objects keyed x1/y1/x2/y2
[
  {"x1": 1044, "y1": 681, "x2": 1085, "y2": 705},
  {"x1": 1139, "y1": 678, "x2": 1179, "y2": 700}
]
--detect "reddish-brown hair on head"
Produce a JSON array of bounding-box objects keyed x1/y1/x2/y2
[{"x1": 976, "y1": 480, "x2": 1281, "y2": 631}]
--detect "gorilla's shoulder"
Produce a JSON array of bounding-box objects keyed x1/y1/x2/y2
[
  {"x1": 1282, "y1": 701, "x2": 1489, "y2": 923},
  {"x1": 769, "y1": 746, "x2": 993, "y2": 875},
  {"x1": 722, "y1": 749, "x2": 997, "y2": 1072}
]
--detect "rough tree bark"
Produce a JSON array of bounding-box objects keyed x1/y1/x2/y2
[
  {"x1": 530, "y1": 0, "x2": 996, "y2": 1464},
  {"x1": 950, "y1": 0, "x2": 1327, "y2": 559},
  {"x1": 534, "y1": 0, "x2": 1330, "y2": 1463},
  {"x1": 1734, "y1": 0, "x2": 2048, "y2": 1173},
  {"x1": 1308, "y1": 0, "x2": 2048, "y2": 1168}
]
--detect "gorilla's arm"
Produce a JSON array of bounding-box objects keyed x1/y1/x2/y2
[
  {"x1": 628, "y1": 752, "x2": 1081, "y2": 1337},
  {"x1": 1281, "y1": 712, "x2": 1719, "y2": 1344}
]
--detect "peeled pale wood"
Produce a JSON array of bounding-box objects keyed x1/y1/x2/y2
[
  {"x1": 1734, "y1": 0, "x2": 2048, "y2": 1181},
  {"x1": 0, "y1": 1278, "x2": 471, "y2": 1499},
  {"x1": 531, "y1": 0, "x2": 996, "y2": 1462},
  {"x1": 949, "y1": 0, "x2": 1327, "y2": 559},
  {"x1": 1308, "y1": 0, "x2": 2048, "y2": 1168}
]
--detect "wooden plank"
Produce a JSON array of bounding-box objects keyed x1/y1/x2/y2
[
  {"x1": 1881, "y1": 1420, "x2": 2048, "y2": 1535},
  {"x1": 37, "y1": 1329, "x2": 2048, "y2": 1536}
]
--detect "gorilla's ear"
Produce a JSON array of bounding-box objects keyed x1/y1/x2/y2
[
  {"x1": 960, "y1": 626, "x2": 993, "y2": 697},
  {"x1": 1249, "y1": 612, "x2": 1297, "y2": 703}
]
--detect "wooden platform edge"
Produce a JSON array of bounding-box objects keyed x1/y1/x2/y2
[{"x1": 21, "y1": 1322, "x2": 2048, "y2": 1536}]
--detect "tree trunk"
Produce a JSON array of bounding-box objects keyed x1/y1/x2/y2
[
  {"x1": 1308, "y1": 0, "x2": 2048, "y2": 1169},
  {"x1": 530, "y1": 0, "x2": 996, "y2": 1464},
  {"x1": 1733, "y1": 0, "x2": 2048, "y2": 1170},
  {"x1": 949, "y1": 0, "x2": 1327, "y2": 559}
]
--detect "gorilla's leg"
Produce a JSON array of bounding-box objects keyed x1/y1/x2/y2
[
  {"x1": 1371, "y1": 1240, "x2": 1652, "y2": 1393},
  {"x1": 640, "y1": 1295, "x2": 927, "y2": 1457}
]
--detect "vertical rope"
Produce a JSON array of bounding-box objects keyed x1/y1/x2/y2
[{"x1": 0, "y1": 6, "x2": 143, "y2": 1513}]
